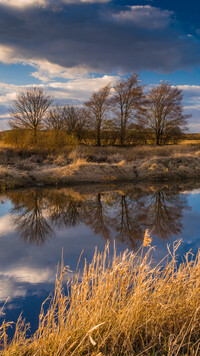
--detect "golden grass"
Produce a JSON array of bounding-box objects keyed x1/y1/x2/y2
[
  {"x1": 1, "y1": 237, "x2": 200, "y2": 355},
  {"x1": 2, "y1": 145, "x2": 200, "y2": 188},
  {"x1": 66, "y1": 145, "x2": 200, "y2": 163}
]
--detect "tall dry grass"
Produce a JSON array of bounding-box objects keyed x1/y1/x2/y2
[
  {"x1": 0, "y1": 236, "x2": 199, "y2": 355},
  {"x1": 67, "y1": 145, "x2": 200, "y2": 164}
]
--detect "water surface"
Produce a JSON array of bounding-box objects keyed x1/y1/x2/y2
[{"x1": 0, "y1": 182, "x2": 199, "y2": 335}]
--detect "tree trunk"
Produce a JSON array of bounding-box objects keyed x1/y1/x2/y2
[
  {"x1": 120, "y1": 124, "x2": 125, "y2": 146},
  {"x1": 33, "y1": 126, "x2": 37, "y2": 144},
  {"x1": 97, "y1": 124, "x2": 101, "y2": 146},
  {"x1": 156, "y1": 131, "x2": 161, "y2": 145}
]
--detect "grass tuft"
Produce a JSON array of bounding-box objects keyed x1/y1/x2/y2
[{"x1": 0, "y1": 237, "x2": 200, "y2": 355}]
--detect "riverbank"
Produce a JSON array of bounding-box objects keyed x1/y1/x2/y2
[
  {"x1": 1, "y1": 240, "x2": 199, "y2": 355},
  {"x1": 1, "y1": 145, "x2": 200, "y2": 188}
]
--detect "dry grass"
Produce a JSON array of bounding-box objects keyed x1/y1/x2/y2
[
  {"x1": 34, "y1": 154, "x2": 200, "y2": 185},
  {"x1": 66, "y1": 145, "x2": 200, "y2": 163},
  {"x1": 1, "y1": 144, "x2": 200, "y2": 188},
  {"x1": 1, "y1": 238, "x2": 200, "y2": 355}
]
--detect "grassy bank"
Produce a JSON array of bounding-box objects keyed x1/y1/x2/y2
[
  {"x1": 1, "y1": 145, "x2": 200, "y2": 188},
  {"x1": 0, "y1": 238, "x2": 199, "y2": 355}
]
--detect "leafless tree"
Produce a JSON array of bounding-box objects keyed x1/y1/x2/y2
[
  {"x1": 62, "y1": 106, "x2": 80, "y2": 135},
  {"x1": 45, "y1": 105, "x2": 88, "y2": 142},
  {"x1": 9, "y1": 87, "x2": 53, "y2": 143},
  {"x1": 111, "y1": 73, "x2": 144, "y2": 146},
  {"x1": 63, "y1": 106, "x2": 88, "y2": 141},
  {"x1": 137, "y1": 82, "x2": 189, "y2": 145},
  {"x1": 45, "y1": 105, "x2": 65, "y2": 131},
  {"x1": 85, "y1": 84, "x2": 111, "y2": 146},
  {"x1": 73, "y1": 108, "x2": 89, "y2": 142},
  {"x1": 10, "y1": 190, "x2": 54, "y2": 245}
]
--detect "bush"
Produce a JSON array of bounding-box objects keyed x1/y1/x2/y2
[
  {"x1": 2, "y1": 130, "x2": 78, "y2": 153},
  {"x1": 2, "y1": 130, "x2": 33, "y2": 149}
]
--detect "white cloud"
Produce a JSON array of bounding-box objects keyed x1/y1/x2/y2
[
  {"x1": 183, "y1": 189, "x2": 200, "y2": 195},
  {"x1": 0, "y1": 44, "x2": 93, "y2": 81},
  {"x1": 48, "y1": 75, "x2": 118, "y2": 101},
  {"x1": 177, "y1": 85, "x2": 200, "y2": 95},
  {"x1": 0, "y1": 74, "x2": 117, "y2": 104},
  {"x1": 62, "y1": 0, "x2": 110, "y2": 3},
  {"x1": 0, "y1": 0, "x2": 110, "y2": 7},
  {"x1": 4, "y1": 267, "x2": 53, "y2": 284},
  {"x1": 0, "y1": 0, "x2": 47, "y2": 8},
  {"x1": 0, "y1": 44, "x2": 119, "y2": 103},
  {"x1": 0, "y1": 276, "x2": 26, "y2": 301},
  {"x1": 0, "y1": 45, "x2": 21, "y2": 64},
  {"x1": 0, "y1": 267, "x2": 55, "y2": 301},
  {"x1": 0, "y1": 119, "x2": 10, "y2": 131},
  {"x1": 0, "y1": 74, "x2": 118, "y2": 129},
  {"x1": 112, "y1": 6, "x2": 172, "y2": 30},
  {"x1": 31, "y1": 60, "x2": 92, "y2": 82},
  {"x1": 0, "y1": 214, "x2": 14, "y2": 235}
]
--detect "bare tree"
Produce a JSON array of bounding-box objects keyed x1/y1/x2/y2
[
  {"x1": 62, "y1": 106, "x2": 80, "y2": 135},
  {"x1": 85, "y1": 84, "x2": 111, "y2": 146},
  {"x1": 62, "y1": 106, "x2": 88, "y2": 141},
  {"x1": 45, "y1": 105, "x2": 65, "y2": 131},
  {"x1": 111, "y1": 73, "x2": 144, "y2": 146},
  {"x1": 45, "y1": 105, "x2": 88, "y2": 142},
  {"x1": 137, "y1": 82, "x2": 189, "y2": 145},
  {"x1": 9, "y1": 87, "x2": 53, "y2": 143},
  {"x1": 73, "y1": 108, "x2": 88, "y2": 142}
]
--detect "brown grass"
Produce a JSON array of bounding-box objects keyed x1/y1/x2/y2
[
  {"x1": 66, "y1": 145, "x2": 200, "y2": 163},
  {"x1": 1, "y1": 239, "x2": 200, "y2": 355},
  {"x1": 1, "y1": 144, "x2": 200, "y2": 188}
]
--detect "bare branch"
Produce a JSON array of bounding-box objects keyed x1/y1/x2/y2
[{"x1": 9, "y1": 87, "x2": 53, "y2": 143}]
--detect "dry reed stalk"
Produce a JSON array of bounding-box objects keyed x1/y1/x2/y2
[{"x1": 0, "y1": 237, "x2": 200, "y2": 355}]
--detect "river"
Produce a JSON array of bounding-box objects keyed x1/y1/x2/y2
[{"x1": 0, "y1": 181, "x2": 199, "y2": 335}]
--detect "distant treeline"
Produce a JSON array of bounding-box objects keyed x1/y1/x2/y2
[{"x1": 2, "y1": 73, "x2": 191, "y2": 150}]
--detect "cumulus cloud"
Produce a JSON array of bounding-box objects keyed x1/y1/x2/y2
[
  {"x1": 0, "y1": 74, "x2": 117, "y2": 103},
  {"x1": 62, "y1": 0, "x2": 110, "y2": 3},
  {"x1": 0, "y1": 0, "x2": 110, "y2": 8},
  {"x1": 0, "y1": 2, "x2": 199, "y2": 130},
  {"x1": 0, "y1": 44, "x2": 94, "y2": 81},
  {"x1": 177, "y1": 85, "x2": 200, "y2": 97},
  {"x1": 0, "y1": 2, "x2": 199, "y2": 75},
  {"x1": 30, "y1": 60, "x2": 92, "y2": 81},
  {"x1": 0, "y1": 74, "x2": 118, "y2": 129},
  {"x1": 0, "y1": 266, "x2": 55, "y2": 301},
  {"x1": 0, "y1": 44, "x2": 21, "y2": 64},
  {"x1": 112, "y1": 5, "x2": 173, "y2": 30},
  {"x1": 0, "y1": 0, "x2": 47, "y2": 8}
]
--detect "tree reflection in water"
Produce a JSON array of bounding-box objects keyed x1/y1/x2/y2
[
  {"x1": 4, "y1": 184, "x2": 188, "y2": 248},
  {"x1": 9, "y1": 190, "x2": 54, "y2": 245}
]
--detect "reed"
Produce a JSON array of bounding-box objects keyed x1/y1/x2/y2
[{"x1": 0, "y1": 236, "x2": 200, "y2": 355}]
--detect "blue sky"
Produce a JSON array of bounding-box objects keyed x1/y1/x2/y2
[{"x1": 0, "y1": 0, "x2": 200, "y2": 131}]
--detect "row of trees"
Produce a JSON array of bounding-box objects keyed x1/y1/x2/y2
[{"x1": 9, "y1": 73, "x2": 189, "y2": 146}]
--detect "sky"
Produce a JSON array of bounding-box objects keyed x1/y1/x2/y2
[{"x1": 1, "y1": 0, "x2": 200, "y2": 131}]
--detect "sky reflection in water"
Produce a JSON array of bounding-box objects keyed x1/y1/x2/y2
[{"x1": 0, "y1": 182, "x2": 199, "y2": 335}]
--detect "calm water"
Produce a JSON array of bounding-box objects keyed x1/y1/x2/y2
[{"x1": 0, "y1": 182, "x2": 200, "y2": 335}]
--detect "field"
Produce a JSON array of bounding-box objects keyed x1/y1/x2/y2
[
  {"x1": 1, "y1": 144, "x2": 200, "y2": 188},
  {"x1": 0, "y1": 237, "x2": 199, "y2": 355}
]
